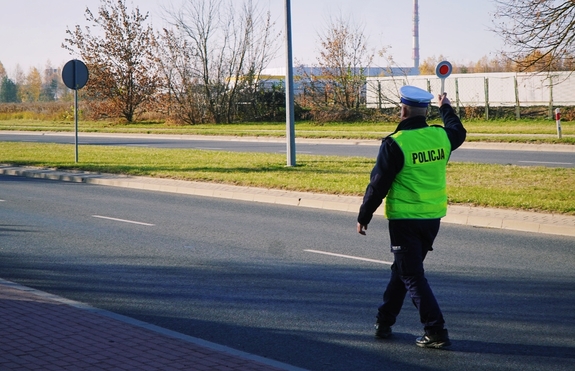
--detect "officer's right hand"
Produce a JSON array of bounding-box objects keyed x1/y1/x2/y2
[
  {"x1": 357, "y1": 222, "x2": 367, "y2": 235},
  {"x1": 438, "y1": 92, "x2": 451, "y2": 107}
]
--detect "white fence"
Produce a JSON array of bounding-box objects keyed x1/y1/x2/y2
[{"x1": 366, "y1": 71, "x2": 575, "y2": 109}]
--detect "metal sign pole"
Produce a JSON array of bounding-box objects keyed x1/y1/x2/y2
[
  {"x1": 74, "y1": 61, "x2": 79, "y2": 163},
  {"x1": 556, "y1": 108, "x2": 562, "y2": 139},
  {"x1": 62, "y1": 59, "x2": 89, "y2": 164},
  {"x1": 75, "y1": 88, "x2": 79, "y2": 163}
]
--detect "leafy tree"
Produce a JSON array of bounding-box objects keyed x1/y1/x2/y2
[
  {"x1": 491, "y1": 55, "x2": 516, "y2": 72},
  {"x1": 418, "y1": 57, "x2": 437, "y2": 76},
  {"x1": 40, "y1": 62, "x2": 61, "y2": 101},
  {"x1": 20, "y1": 67, "x2": 42, "y2": 102},
  {"x1": 474, "y1": 56, "x2": 493, "y2": 73},
  {"x1": 40, "y1": 78, "x2": 58, "y2": 102},
  {"x1": 0, "y1": 76, "x2": 20, "y2": 103},
  {"x1": 418, "y1": 55, "x2": 450, "y2": 75},
  {"x1": 493, "y1": 0, "x2": 575, "y2": 71},
  {"x1": 63, "y1": 0, "x2": 161, "y2": 122}
]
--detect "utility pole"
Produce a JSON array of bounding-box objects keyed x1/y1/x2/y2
[
  {"x1": 412, "y1": 0, "x2": 420, "y2": 72},
  {"x1": 285, "y1": 0, "x2": 296, "y2": 166}
]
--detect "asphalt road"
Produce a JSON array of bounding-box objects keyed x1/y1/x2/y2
[
  {"x1": 1, "y1": 175, "x2": 574, "y2": 371},
  {"x1": 2, "y1": 132, "x2": 575, "y2": 167}
]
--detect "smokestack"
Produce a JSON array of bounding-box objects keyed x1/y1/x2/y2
[{"x1": 413, "y1": 0, "x2": 420, "y2": 72}]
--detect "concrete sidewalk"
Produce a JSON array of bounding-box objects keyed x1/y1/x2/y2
[
  {"x1": 1, "y1": 165, "x2": 574, "y2": 237},
  {"x1": 0, "y1": 278, "x2": 307, "y2": 371}
]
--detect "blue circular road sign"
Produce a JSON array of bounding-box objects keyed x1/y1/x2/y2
[{"x1": 62, "y1": 59, "x2": 89, "y2": 90}]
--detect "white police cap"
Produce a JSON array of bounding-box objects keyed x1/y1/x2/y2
[{"x1": 400, "y1": 85, "x2": 434, "y2": 107}]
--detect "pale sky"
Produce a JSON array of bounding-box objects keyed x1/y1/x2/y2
[{"x1": 0, "y1": 0, "x2": 503, "y2": 76}]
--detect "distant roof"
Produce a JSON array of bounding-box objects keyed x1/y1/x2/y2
[{"x1": 262, "y1": 66, "x2": 420, "y2": 77}]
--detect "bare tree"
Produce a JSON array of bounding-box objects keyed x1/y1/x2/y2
[
  {"x1": 302, "y1": 15, "x2": 374, "y2": 117},
  {"x1": 493, "y1": 0, "x2": 575, "y2": 71},
  {"x1": 156, "y1": 28, "x2": 206, "y2": 124},
  {"x1": 0, "y1": 61, "x2": 6, "y2": 81},
  {"x1": 63, "y1": 0, "x2": 161, "y2": 122},
  {"x1": 160, "y1": 0, "x2": 279, "y2": 124}
]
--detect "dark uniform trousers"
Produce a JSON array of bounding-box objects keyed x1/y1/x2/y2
[{"x1": 377, "y1": 219, "x2": 445, "y2": 333}]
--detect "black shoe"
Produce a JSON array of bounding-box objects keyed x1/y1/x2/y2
[
  {"x1": 415, "y1": 329, "x2": 451, "y2": 349},
  {"x1": 374, "y1": 323, "x2": 392, "y2": 339}
]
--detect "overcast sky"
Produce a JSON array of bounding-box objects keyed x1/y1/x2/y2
[{"x1": 0, "y1": 0, "x2": 503, "y2": 75}]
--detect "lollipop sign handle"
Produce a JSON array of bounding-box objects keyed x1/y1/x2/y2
[{"x1": 435, "y1": 61, "x2": 452, "y2": 94}]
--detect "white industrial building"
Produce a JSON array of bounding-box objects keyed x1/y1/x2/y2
[{"x1": 366, "y1": 71, "x2": 575, "y2": 108}]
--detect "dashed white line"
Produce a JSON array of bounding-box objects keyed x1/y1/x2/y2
[
  {"x1": 518, "y1": 161, "x2": 572, "y2": 165},
  {"x1": 304, "y1": 249, "x2": 392, "y2": 265},
  {"x1": 92, "y1": 215, "x2": 155, "y2": 226}
]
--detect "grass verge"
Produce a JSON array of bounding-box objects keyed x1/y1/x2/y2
[{"x1": 2, "y1": 142, "x2": 574, "y2": 215}]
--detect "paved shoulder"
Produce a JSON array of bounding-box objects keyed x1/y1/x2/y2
[{"x1": 1, "y1": 165, "x2": 574, "y2": 238}]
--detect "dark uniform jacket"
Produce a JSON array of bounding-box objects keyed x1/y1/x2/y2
[{"x1": 357, "y1": 104, "x2": 467, "y2": 226}]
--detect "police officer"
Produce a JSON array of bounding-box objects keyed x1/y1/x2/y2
[{"x1": 356, "y1": 85, "x2": 466, "y2": 349}]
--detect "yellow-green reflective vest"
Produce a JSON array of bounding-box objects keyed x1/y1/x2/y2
[{"x1": 385, "y1": 126, "x2": 452, "y2": 219}]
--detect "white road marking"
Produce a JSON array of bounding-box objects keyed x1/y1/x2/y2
[
  {"x1": 518, "y1": 161, "x2": 572, "y2": 165},
  {"x1": 92, "y1": 215, "x2": 155, "y2": 226},
  {"x1": 277, "y1": 150, "x2": 313, "y2": 154},
  {"x1": 304, "y1": 249, "x2": 392, "y2": 265}
]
